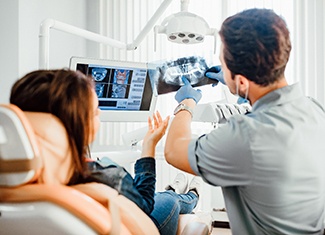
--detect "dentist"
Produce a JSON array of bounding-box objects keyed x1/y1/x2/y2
[{"x1": 165, "y1": 8, "x2": 325, "y2": 235}]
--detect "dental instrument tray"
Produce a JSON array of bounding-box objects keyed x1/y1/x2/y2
[{"x1": 192, "y1": 102, "x2": 251, "y2": 123}]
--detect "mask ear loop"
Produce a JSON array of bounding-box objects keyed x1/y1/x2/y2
[
  {"x1": 244, "y1": 82, "x2": 249, "y2": 100},
  {"x1": 236, "y1": 76, "x2": 249, "y2": 101},
  {"x1": 235, "y1": 76, "x2": 239, "y2": 96}
]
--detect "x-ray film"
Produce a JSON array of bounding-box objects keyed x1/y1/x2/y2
[{"x1": 148, "y1": 56, "x2": 219, "y2": 95}]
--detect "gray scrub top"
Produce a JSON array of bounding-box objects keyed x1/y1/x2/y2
[{"x1": 188, "y1": 84, "x2": 325, "y2": 235}]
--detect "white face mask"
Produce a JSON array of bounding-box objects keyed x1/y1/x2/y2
[{"x1": 235, "y1": 77, "x2": 249, "y2": 103}]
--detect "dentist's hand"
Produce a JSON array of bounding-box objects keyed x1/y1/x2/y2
[
  {"x1": 205, "y1": 65, "x2": 225, "y2": 85},
  {"x1": 175, "y1": 76, "x2": 202, "y2": 103},
  {"x1": 206, "y1": 65, "x2": 249, "y2": 104}
]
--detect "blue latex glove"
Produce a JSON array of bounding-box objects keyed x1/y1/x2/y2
[
  {"x1": 175, "y1": 76, "x2": 202, "y2": 103},
  {"x1": 205, "y1": 65, "x2": 225, "y2": 85},
  {"x1": 237, "y1": 97, "x2": 249, "y2": 104},
  {"x1": 206, "y1": 65, "x2": 249, "y2": 104}
]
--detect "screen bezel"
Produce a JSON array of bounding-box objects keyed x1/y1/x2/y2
[{"x1": 69, "y1": 57, "x2": 157, "y2": 122}]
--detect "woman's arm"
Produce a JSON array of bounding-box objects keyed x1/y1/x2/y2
[{"x1": 141, "y1": 111, "x2": 169, "y2": 158}]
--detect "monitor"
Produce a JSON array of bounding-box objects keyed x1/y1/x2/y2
[{"x1": 69, "y1": 57, "x2": 157, "y2": 122}]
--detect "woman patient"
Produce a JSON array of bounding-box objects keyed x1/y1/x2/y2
[{"x1": 9, "y1": 69, "x2": 201, "y2": 235}]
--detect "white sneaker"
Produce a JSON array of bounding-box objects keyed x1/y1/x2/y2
[
  {"x1": 165, "y1": 173, "x2": 188, "y2": 194},
  {"x1": 188, "y1": 176, "x2": 202, "y2": 197}
]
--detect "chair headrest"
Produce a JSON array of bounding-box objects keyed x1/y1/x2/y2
[
  {"x1": 0, "y1": 104, "x2": 41, "y2": 187},
  {"x1": 0, "y1": 104, "x2": 74, "y2": 187}
]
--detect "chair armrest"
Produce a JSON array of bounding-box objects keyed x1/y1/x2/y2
[{"x1": 0, "y1": 184, "x2": 117, "y2": 234}]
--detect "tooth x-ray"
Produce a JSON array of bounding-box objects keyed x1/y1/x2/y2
[{"x1": 149, "y1": 56, "x2": 218, "y2": 95}]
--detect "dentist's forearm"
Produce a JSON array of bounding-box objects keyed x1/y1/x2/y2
[{"x1": 164, "y1": 99, "x2": 196, "y2": 174}]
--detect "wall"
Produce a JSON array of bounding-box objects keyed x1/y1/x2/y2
[
  {"x1": 0, "y1": 0, "x2": 97, "y2": 103},
  {"x1": 0, "y1": 0, "x2": 19, "y2": 103}
]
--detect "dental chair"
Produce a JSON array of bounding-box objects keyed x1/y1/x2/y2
[{"x1": 0, "y1": 104, "x2": 211, "y2": 235}]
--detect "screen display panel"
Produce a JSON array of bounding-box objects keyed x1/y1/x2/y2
[{"x1": 69, "y1": 57, "x2": 157, "y2": 122}]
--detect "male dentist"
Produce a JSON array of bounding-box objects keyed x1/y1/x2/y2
[{"x1": 165, "y1": 8, "x2": 325, "y2": 235}]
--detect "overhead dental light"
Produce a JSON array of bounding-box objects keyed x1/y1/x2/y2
[
  {"x1": 154, "y1": 0, "x2": 217, "y2": 52},
  {"x1": 39, "y1": 0, "x2": 217, "y2": 69}
]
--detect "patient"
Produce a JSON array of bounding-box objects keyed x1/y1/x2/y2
[{"x1": 9, "y1": 69, "x2": 201, "y2": 235}]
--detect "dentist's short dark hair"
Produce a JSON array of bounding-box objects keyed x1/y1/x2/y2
[{"x1": 219, "y1": 8, "x2": 291, "y2": 86}]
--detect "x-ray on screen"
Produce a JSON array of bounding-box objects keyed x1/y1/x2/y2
[{"x1": 69, "y1": 57, "x2": 157, "y2": 122}]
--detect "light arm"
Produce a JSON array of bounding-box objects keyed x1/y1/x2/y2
[
  {"x1": 127, "y1": 0, "x2": 173, "y2": 50},
  {"x1": 39, "y1": 19, "x2": 127, "y2": 69},
  {"x1": 39, "y1": 0, "x2": 173, "y2": 69}
]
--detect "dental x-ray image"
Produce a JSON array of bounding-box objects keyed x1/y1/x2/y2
[
  {"x1": 89, "y1": 67, "x2": 110, "y2": 98},
  {"x1": 113, "y1": 69, "x2": 130, "y2": 84},
  {"x1": 149, "y1": 56, "x2": 219, "y2": 95},
  {"x1": 92, "y1": 67, "x2": 108, "y2": 82},
  {"x1": 110, "y1": 69, "x2": 131, "y2": 98}
]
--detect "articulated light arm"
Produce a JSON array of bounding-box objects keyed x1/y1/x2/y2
[
  {"x1": 39, "y1": 19, "x2": 126, "y2": 69},
  {"x1": 126, "y1": 0, "x2": 173, "y2": 51},
  {"x1": 39, "y1": 0, "x2": 173, "y2": 69}
]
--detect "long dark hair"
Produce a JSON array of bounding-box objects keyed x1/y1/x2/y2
[
  {"x1": 219, "y1": 8, "x2": 291, "y2": 86},
  {"x1": 10, "y1": 69, "x2": 94, "y2": 183}
]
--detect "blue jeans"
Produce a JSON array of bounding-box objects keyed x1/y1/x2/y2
[
  {"x1": 81, "y1": 157, "x2": 156, "y2": 215},
  {"x1": 150, "y1": 191, "x2": 198, "y2": 235},
  {"x1": 80, "y1": 157, "x2": 198, "y2": 235}
]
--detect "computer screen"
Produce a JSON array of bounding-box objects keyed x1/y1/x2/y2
[{"x1": 69, "y1": 57, "x2": 157, "y2": 122}]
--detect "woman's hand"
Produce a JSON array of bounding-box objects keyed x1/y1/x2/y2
[{"x1": 141, "y1": 111, "x2": 170, "y2": 158}]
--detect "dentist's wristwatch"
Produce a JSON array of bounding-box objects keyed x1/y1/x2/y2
[{"x1": 173, "y1": 103, "x2": 193, "y2": 118}]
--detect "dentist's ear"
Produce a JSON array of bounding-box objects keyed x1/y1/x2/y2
[
  {"x1": 235, "y1": 75, "x2": 250, "y2": 104},
  {"x1": 235, "y1": 75, "x2": 249, "y2": 90},
  {"x1": 234, "y1": 74, "x2": 250, "y2": 103}
]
